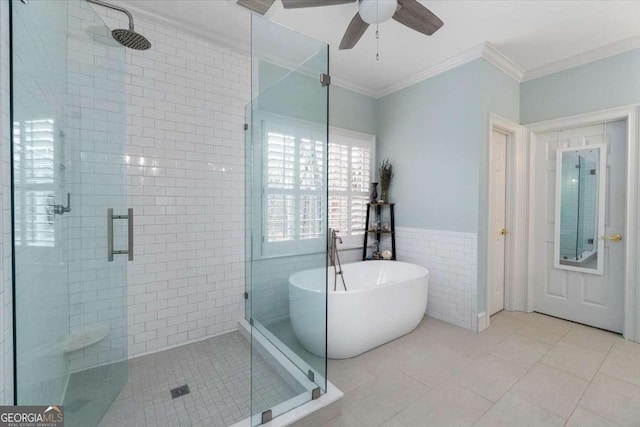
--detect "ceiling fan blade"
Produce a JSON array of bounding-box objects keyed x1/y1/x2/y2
[
  {"x1": 236, "y1": 0, "x2": 276, "y2": 15},
  {"x1": 339, "y1": 12, "x2": 369, "y2": 50},
  {"x1": 281, "y1": 0, "x2": 356, "y2": 9},
  {"x1": 393, "y1": 0, "x2": 444, "y2": 36}
]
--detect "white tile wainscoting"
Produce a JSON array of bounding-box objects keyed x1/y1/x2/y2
[{"x1": 395, "y1": 227, "x2": 478, "y2": 331}]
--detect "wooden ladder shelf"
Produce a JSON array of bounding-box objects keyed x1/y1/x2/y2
[{"x1": 362, "y1": 202, "x2": 396, "y2": 261}]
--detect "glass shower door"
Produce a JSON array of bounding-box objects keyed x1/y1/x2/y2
[
  {"x1": 247, "y1": 15, "x2": 329, "y2": 425},
  {"x1": 12, "y1": 1, "x2": 128, "y2": 426}
]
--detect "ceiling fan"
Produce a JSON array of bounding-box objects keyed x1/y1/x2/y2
[{"x1": 236, "y1": 0, "x2": 444, "y2": 50}]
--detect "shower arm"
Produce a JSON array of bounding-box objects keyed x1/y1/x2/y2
[{"x1": 86, "y1": 0, "x2": 135, "y2": 31}]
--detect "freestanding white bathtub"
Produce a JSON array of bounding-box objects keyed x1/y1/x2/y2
[{"x1": 289, "y1": 261, "x2": 429, "y2": 359}]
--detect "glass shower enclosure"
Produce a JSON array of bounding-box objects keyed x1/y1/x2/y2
[
  {"x1": 11, "y1": 0, "x2": 128, "y2": 426},
  {"x1": 11, "y1": 2, "x2": 328, "y2": 426},
  {"x1": 246, "y1": 15, "x2": 329, "y2": 425}
]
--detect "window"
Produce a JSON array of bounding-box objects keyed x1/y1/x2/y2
[
  {"x1": 328, "y1": 129, "x2": 375, "y2": 247},
  {"x1": 258, "y1": 116, "x2": 375, "y2": 257},
  {"x1": 261, "y1": 119, "x2": 326, "y2": 256},
  {"x1": 14, "y1": 119, "x2": 57, "y2": 247}
]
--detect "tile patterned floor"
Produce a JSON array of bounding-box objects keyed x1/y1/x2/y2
[
  {"x1": 80, "y1": 331, "x2": 304, "y2": 427},
  {"x1": 293, "y1": 311, "x2": 640, "y2": 427}
]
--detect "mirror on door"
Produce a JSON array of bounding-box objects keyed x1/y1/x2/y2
[{"x1": 554, "y1": 144, "x2": 606, "y2": 274}]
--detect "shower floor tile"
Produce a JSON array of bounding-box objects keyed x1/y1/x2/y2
[{"x1": 86, "y1": 330, "x2": 303, "y2": 427}]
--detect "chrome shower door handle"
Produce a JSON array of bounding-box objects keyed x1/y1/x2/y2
[
  {"x1": 108, "y1": 209, "x2": 113, "y2": 261},
  {"x1": 127, "y1": 208, "x2": 134, "y2": 261},
  {"x1": 108, "y1": 208, "x2": 134, "y2": 262}
]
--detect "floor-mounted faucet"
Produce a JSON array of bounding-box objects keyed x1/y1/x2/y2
[{"x1": 329, "y1": 229, "x2": 347, "y2": 291}]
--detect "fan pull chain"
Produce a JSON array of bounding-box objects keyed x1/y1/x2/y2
[
  {"x1": 376, "y1": 26, "x2": 379, "y2": 61},
  {"x1": 376, "y1": 0, "x2": 380, "y2": 61}
]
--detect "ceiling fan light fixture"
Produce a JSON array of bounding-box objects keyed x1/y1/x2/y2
[{"x1": 359, "y1": 0, "x2": 398, "y2": 24}]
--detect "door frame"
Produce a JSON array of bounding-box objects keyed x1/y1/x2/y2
[
  {"x1": 526, "y1": 105, "x2": 640, "y2": 341},
  {"x1": 481, "y1": 115, "x2": 527, "y2": 332}
]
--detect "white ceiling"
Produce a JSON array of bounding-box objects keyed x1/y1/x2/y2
[{"x1": 122, "y1": 0, "x2": 640, "y2": 96}]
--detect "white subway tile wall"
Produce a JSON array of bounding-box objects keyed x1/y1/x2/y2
[
  {"x1": 0, "y1": 0, "x2": 12, "y2": 406},
  {"x1": 396, "y1": 227, "x2": 478, "y2": 331},
  {"x1": 86, "y1": 7, "x2": 251, "y2": 360},
  {"x1": 65, "y1": 1, "x2": 130, "y2": 373}
]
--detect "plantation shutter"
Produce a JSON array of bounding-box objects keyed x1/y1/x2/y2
[
  {"x1": 328, "y1": 132, "x2": 373, "y2": 237},
  {"x1": 263, "y1": 120, "x2": 326, "y2": 256},
  {"x1": 261, "y1": 119, "x2": 374, "y2": 256}
]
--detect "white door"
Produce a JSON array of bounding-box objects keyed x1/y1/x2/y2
[
  {"x1": 489, "y1": 130, "x2": 507, "y2": 315},
  {"x1": 532, "y1": 120, "x2": 626, "y2": 333}
]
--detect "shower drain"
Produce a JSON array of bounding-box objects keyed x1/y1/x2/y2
[{"x1": 170, "y1": 384, "x2": 190, "y2": 399}]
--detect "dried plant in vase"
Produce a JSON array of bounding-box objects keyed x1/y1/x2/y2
[{"x1": 378, "y1": 158, "x2": 393, "y2": 203}]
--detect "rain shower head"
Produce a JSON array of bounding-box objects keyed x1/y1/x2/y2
[
  {"x1": 86, "y1": 0, "x2": 151, "y2": 50},
  {"x1": 111, "y1": 29, "x2": 152, "y2": 50}
]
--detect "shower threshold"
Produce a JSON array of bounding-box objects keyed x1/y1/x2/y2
[{"x1": 230, "y1": 319, "x2": 342, "y2": 427}]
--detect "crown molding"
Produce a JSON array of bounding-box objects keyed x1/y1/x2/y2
[
  {"x1": 374, "y1": 43, "x2": 486, "y2": 98},
  {"x1": 370, "y1": 42, "x2": 524, "y2": 98},
  {"x1": 330, "y1": 76, "x2": 379, "y2": 98},
  {"x1": 338, "y1": 34, "x2": 640, "y2": 97},
  {"x1": 481, "y1": 42, "x2": 525, "y2": 82},
  {"x1": 522, "y1": 35, "x2": 640, "y2": 82}
]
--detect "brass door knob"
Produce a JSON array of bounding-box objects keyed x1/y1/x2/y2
[
  {"x1": 500, "y1": 228, "x2": 508, "y2": 236},
  {"x1": 601, "y1": 234, "x2": 623, "y2": 242}
]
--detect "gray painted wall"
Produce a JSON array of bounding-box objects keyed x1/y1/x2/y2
[
  {"x1": 376, "y1": 59, "x2": 519, "y2": 233},
  {"x1": 521, "y1": 48, "x2": 640, "y2": 124},
  {"x1": 377, "y1": 59, "x2": 483, "y2": 232},
  {"x1": 481, "y1": 60, "x2": 520, "y2": 124},
  {"x1": 376, "y1": 58, "x2": 520, "y2": 319},
  {"x1": 330, "y1": 86, "x2": 378, "y2": 135}
]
